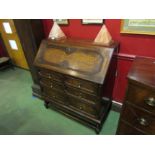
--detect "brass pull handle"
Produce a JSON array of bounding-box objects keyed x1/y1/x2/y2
[
  {"x1": 48, "y1": 74, "x2": 52, "y2": 79},
  {"x1": 51, "y1": 84, "x2": 53, "y2": 88},
  {"x1": 78, "y1": 84, "x2": 81, "y2": 88},
  {"x1": 68, "y1": 48, "x2": 71, "y2": 51},
  {"x1": 66, "y1": 47, "x2": 72, "y2": 53},
  {"x1": 79, "y1": 106, "x2": 82, "y2": 110},
  {"x1": 138, "y1": 117, "x2": 149, "y2": 126},
  {"x1": 145, "y1": 97, "x2": 155, "y2": 107}
]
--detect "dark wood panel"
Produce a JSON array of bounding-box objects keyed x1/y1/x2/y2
[{"x1": 14, "y1": 19, "x2": 45, "y2": 97}]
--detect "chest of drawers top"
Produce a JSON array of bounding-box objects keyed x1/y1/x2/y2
[
  {"x1": 34, "y1": 39, "x2": 117, "y2": 84},
  {"x1": 127, "y1": 57, "x2": 155, "y2": 89}
]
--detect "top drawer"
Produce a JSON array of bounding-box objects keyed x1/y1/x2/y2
[
  {"x1": 38, "y1": 70, "x2": 64, "y2": 82},
  {"x1": 64, "y1": 76, "x2": 100, "y2": 95},
  {"x1": 126, "y1": 83, "x2": 155, "y2": 114}
]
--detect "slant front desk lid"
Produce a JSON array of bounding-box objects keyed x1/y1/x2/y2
[{"x1": 34, "y1": 39, "x2": 115, "y2": 84}]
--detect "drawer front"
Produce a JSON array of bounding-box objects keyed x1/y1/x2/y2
[
  {"x1": 65, "y1": 76, "x2": 100, "y2": 95},
  {"x1": 117, "y1": 120, "x2": 145, "y2": 135},
  {"x1": 121, "y1": 103, "x2": 155, "y2": 134},
  {"x1": 67, "y1": 93, "x2": 99, "y2": 117},
  {"x1": 65, "y1": 85, "x2": 101, "y2": 104},
  {"x1": 40, "y1": 78, "x2": 64, "y2": 92},
  {"x1": 42, "y1": 86, "x2": 68, "y2": 104},
  {"x1": 126, "y1": 84, "x2": 155, "y2": 114},
  {"x1": 38, "y1": 70, "x2": 64, "y2": 82}
]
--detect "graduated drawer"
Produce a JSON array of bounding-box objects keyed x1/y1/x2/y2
[
  {"x1": 39, "y1": 77, "x2": 64, "y2": 92},
  {"x1": 42, "y1": 86, "x2": 67, "y2": 105},
  {"x1": 117, "y1": 120, "x2": 145, "y2": 135},
  {"x1": 65, "y1": 85, "x2": 101, "y2": 104},
  {"x1": 121, "y1": 103, "x2": 155, "y2": 134},
  {"x1": 126, "y1": 83, "x2": 155, "y2": 114},
  {"x1": 67, "y1": 93, "x2": 100, "y2": 118},
  {"x1": 65, "y1": 76, "x2": 100, "y2": 95},
  {"x1": 38, "y1": 70, "x2": 64, "y2": 83}
]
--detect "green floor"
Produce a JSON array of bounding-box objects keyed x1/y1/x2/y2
[{"x1": 0, "y1": 67, "x2": 120, "y2": 135}]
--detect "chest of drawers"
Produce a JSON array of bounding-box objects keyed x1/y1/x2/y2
[
  {"x1": 117, "y1": 57, "x2": 155, "y2": 135},
  {"x1": 34, "y1": 39, "x2": 118, "y2": 133}
]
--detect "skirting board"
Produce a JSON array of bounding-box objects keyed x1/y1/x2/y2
[{"x1": 111, "y1": 100, "x2": 122, "y2": 113}]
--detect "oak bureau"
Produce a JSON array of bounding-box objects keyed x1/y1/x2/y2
[{"x1": 34, "y1": 39, "x2": 119, "y2": 133}]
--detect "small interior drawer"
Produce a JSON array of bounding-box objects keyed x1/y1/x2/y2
[
  {"x1": 121, "y1": 104, "x2": 155, "y2": 134},
  {"x1": 126, "y1": 84, "x2": 155, "y2": 114}
]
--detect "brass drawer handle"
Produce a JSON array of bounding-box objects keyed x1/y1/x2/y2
[
  {"x1": 79, "y1": 106, "x2": 83, "y2": 110},
  {"x1": 39, "y1": 72, "x2": 51, "y2": 78},
  {"x1": 137, "y1": 117, "x2": 149, "y2": 126},
  {"x1": 78, "y1": 84, "x2": 81, "y2": 88},
  {"x1": 67, "y1": 47, "x2": 71, "y2": 52},
  {"x1": 48, "y1": 74, "x2": 52, "y2": 79},
  {"x1": 145, "y1": 97, "x2": 155, "y2": 107},
  {"x1": 51, "y1": 84, "x2": 53, "y2": 88}
]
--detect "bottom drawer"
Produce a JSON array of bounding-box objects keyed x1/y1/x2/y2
[
  {"x1": 117, "y1": 121, "x2": 145, "y2": 135},
  {"x1": 67, "y1": 93, "x2": 100, "y2": 117},
  {"x1": 121, "y1": 103, "x2": 155, "y2": 134}
]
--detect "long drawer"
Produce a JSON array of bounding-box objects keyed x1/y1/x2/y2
[
  {"x1": 126, "y1": 83, "x2": 155, "y2": 114},
  {"x1": 121, "y1": 103, "x2": 155, "y2": 134}
]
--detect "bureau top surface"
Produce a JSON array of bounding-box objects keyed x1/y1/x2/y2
[
  {"x1": 128, "y1": 57, "x2": 155, "y2": 88},
  {"x1": 34, "y1": 39, "x2": 116, "y2": 84}
]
